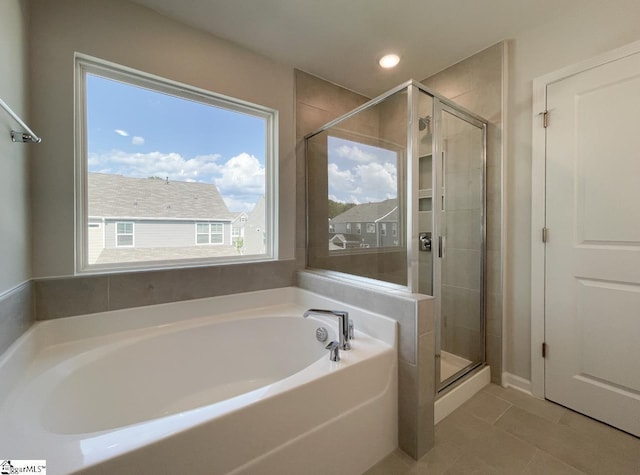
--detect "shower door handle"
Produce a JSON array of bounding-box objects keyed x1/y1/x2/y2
[
  {"x1": 419, "y1": 232, "x2": 431, "y2": 252},
  {"x1": 438, "y1": 235, "x2": 444, "y2": 258}
]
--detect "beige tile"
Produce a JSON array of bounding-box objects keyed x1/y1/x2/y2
[
  {"x1": 398, "y1": 361, "x2": 419, "y2": 458},
  {"x1": 35, "y1": 276, "x2": 108, "y2": 319},
  {"x1": 558, "y1": 409, "x2": 640, "y2": 454},
  {"x1": 413, "y1": 440, "x2": 462, "y2": 475},
  {"x1": 363, "y1": 450, "x2": 413, "y2": 475},
  {"x1": 417, "y1": 296, "x2": 435, "y2": 336},
  {"x1": 0, "y1": 282, "x2": 33, "y2": 355},
  {"x1": 295, "y1": 69, "x2": 369, "y2": 115},
  {"x1": 295, "y1": 102, "x2": 336, "y2": 139},
  {"x1": 485, "y1": 335, "x2": 502, "y2": 384},
  {"x1": 459, "y1": 390, "x2": 512, "y2": 425},
  {"x1": 485, "y1": 292, "x2": 502, "y2": 336},
  {"x1": 522, "y1": 449, "x2": 586, "y2": 475},
  {"x1": 495, "y1": 406, "x2": 640, "y2": 475},
  {"x1": 482, "y1": 385, "x2": 565, "y2": 423},
  {"x1": 440, "y1": 454, "x2": 501, "y2": 474},
  {"x1": 435, "y1": 407, "x2": 536, "y2": 473}
]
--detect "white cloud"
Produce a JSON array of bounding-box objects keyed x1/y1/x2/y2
[
  {"x1": 114, "y1": 129, "x2": 129, "y2": 137},
  {"x1": 334, "y1": 144, "x2": 377, "y2": 163},
  {"x1": 87, "y1": 149, "x2": 266, "y2": 213},
  {"x1": 88, "y1": 150, "x2": 222, "y2": 182},
  {"x1": 222, "y1": 196, "x2": 258, "y2": 213},
  {"x1": 328, "y1": 161, "x2": 397, "y2": 204},
  {"x1": 131, "y1": 136, "x2": 145, "y2": 145},
  {"x1": 214, "y1": 152, "x2": 265, "y2": 195}
]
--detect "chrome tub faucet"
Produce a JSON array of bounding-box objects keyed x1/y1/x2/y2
[{"x1": 303, "y1": 308, "x2": 353, "y2": 351}]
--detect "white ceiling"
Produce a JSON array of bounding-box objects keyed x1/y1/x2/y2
[{"x1": 129, "y1": 0, "x2": 583, "y2": 97}]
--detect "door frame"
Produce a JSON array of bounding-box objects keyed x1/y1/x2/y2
[{"x1": 530, "y1": 39, "x2": 640, "y2": 398}]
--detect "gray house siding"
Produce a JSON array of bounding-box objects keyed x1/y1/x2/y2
[
  {"x1": 332, "y1": 221, "x2": 398, "y2": 248},
  {"x1": 104, "y1": 220, "x2": 231, "y2": 249}
]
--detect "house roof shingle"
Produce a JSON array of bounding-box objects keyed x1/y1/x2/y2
[
  {"x1": 88, "y1": 173, "x2": 234, "y2": 220},
  {"x1": 330, "y1": 199, "x2": 398, "y2": 223}
]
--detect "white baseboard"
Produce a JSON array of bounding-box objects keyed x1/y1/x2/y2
[{"x1": 502, "y1": 372, "x2": 533, "y2": 396}]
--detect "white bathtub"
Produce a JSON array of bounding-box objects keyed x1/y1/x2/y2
[{"x1": 0, "y1": 287, "x2": 397, "y2": 474}]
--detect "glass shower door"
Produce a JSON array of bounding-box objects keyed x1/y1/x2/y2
[{"x1": 437, "y1": 106, "x2": 485, "y2": 388}]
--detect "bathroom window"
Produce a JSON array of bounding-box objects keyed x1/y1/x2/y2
[
  {"x1": 196, "y1": 222, "x2": 224, "y2": 245},
  {"x1": 75, "y1": 54, "x2": 277, "y2": 272},
  {"x1": 116, "y1": 222, "x2": 134, "y2": 247}
]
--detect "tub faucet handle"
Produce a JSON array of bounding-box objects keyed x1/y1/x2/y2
[
  {"x1": 348, "y1": 320, "x2": 355, "y2": 340},
  {"x1": 303, "y1": 308, "x2": 351, "y2": 350},
  {"x1": 325, "y1": 340, "x2": 340, "y2": 362}
]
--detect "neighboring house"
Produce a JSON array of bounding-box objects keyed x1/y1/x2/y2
[
  {"x1": 88, "y1": 173, "x2": 238, "y2": 264},
  {"x1": 242, "y1": 195, "x2": 266, "y2": 255},
  {"x1": 329, "y1": 199, "x2": 399, "y2": 249}
]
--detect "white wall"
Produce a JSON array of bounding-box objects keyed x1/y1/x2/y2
[
  {"x1": 29, "y1": 0, "x2": 295, "y2": 278},
  {"x1": 0, "y1": 0, "x2": 31, "y2": 293},
  {"x1": 505, "y1": 0, "x2": 640, "y2": 379}
]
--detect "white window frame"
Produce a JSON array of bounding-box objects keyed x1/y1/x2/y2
[
  {"x1": 74, "y1": 54, "x2": 278, "y2": 274},
  {"x1": 195, "y1": 222, "x2": 224, "y2": 245},
  {"x1": 116, "y1": 221, "x2": 134, "y2": 248}
]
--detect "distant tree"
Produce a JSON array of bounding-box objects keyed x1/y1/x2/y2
[{"x1": 328, "y1": 199, "x2": 356, "y2": 219}]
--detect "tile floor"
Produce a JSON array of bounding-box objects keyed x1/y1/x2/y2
[{"x1": 365, "y1": 383, "x2": 640, "y2": 474}]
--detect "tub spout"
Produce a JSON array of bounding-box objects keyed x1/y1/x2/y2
[
  {"x1": 325, "y1": 340, "x2": 340, "y2": 361},
  {"x1": 303, "y1": 309, "x2": 351, "y2": 350}
]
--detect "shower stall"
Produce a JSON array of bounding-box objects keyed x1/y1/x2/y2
[{"x1": 305, "y1": 80, "x2": 487, "y2": 393}]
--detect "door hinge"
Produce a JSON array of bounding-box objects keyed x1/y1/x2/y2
[
  {"x1": 540, "y1": 110, "x2": 549, "y2": 128},
  {"x1": 542, "y1": 227, "x2": 549, "y2": 243},
  {"x1": 542, "y1": 342, "x2": 547, "y2": 358}
]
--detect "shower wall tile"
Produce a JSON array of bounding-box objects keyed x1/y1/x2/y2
[
  {"x1": 447, "y1": 209, "x2": 482, "y2": 251},
  {"x1": 422, "y1": 42, "x2": 504, "y2": 384},
  {"x1": 296, "y1": 69, "x2": 367, "y2": 115},
  {"x1": 0, "y1": 282, "x2": 34, "y2": 357},
  {"x1": 442, "y1": 285, "x2": 481, "y2": 332},
  {"x1": 296, "y1": 103, "x2": 336, "y2": 139},
  {"x1": 442, "y1": 249, "x2": 482, "y2": 291},
  {"x1": 294, "y1": 69, "x2": 370, "y2": 269}
]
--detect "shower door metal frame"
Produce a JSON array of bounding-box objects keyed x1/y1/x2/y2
[
  {"x1": 434, "y1": 103, "x2": 487, "y2": 393},
  {"x1": 304, "y1": 80, "x2": 488, "y2": 394}
]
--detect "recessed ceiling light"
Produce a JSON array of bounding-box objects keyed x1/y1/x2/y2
[{"x1": 379, "y1": 54, "x2": 400, "y2": 69}]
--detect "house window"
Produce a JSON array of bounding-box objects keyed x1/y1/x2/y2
[
  {"x1": 366, "y1": 223, "x2": 375, "y2": 233},
  {"x1": 116, "y1": 222, "x2": 134, "y2": 247},
  {"x1": 346, "y1": 223, "x2": 352, "y2": 233},
  {"x1": 76, "y1": 54, "x2": 276, "y2": 272},
  {"x1": 392, "y1": 223, "x2": 397, "y2": 236},
  {"x1": 232, "y1": 227, "x2": 241, "y2": 238},
  {"x1": 196, "y1": 223, "x2": 224, "y2": 245},
  {"x1": 356, "y1": 223, "x2": 362, "y2": 234},
  {"x1": 380, "y1": 223, "x2": 387, "y2": 236}
]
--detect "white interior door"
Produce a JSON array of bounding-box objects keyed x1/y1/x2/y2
[{"x1": 545, "y1": 50, "x2": 640, "y2": 436}]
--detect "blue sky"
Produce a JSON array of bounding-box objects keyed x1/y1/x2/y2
[
  {"x1": 327, "y1": 136, "x2": 398, "y2": 204},
  {"x1": 86, "y1": 73, "x2": 267, "y2": 212}
]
